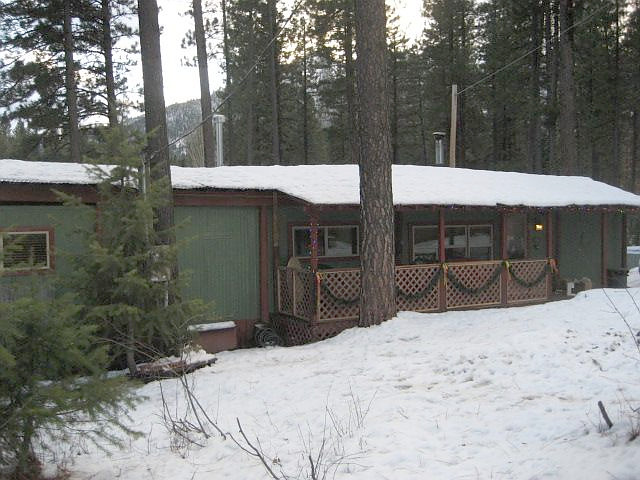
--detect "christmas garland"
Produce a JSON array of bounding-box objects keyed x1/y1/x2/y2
[
  {"x1": 445, "y1": 263, "x2": 503, "y2": 295},
  {"x1": 320, "y1": 280, "x2": 359, "y2": 306},
  {"x1": 320, "y1": 259, "x2": 553, "y2": 305},
  {"x1": 396, "y1": 268, "x2": 442, "y2": 301},
  {"x1": 506, "y1": 262, "x2": 550, "y2": 289}
]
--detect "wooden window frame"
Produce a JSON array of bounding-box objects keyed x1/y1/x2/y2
[
  {"x1": 410, "y1": 222, "x2": 494, "y2": 262},
  {"x1": 0, "y1": 226, "x2": 55, "y2": 276},
  {"x1": 289, "y1": 223, "x2": 360, "y2": 260}
]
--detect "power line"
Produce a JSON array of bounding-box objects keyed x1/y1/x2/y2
[
  {"x1": 458, "y1": 2, "x2": 610, "y2": 96},
  {"x1": 161, "y1": 0, "x2": 305, "y2": 154}
]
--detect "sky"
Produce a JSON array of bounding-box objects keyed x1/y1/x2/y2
[{"x1": 129, "y1": 0, "x2": 424, "y2": 107}]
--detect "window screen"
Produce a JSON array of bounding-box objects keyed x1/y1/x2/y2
[
  {"x1": 413, "y1": 226, "x2": 438, "y2": 263},
  {"x1": 505, "y1": 214, "x2": 526, "y2": 259},
  {"x1": 2, "y1": 231, "x2": 50, "y2": 269},
  {"x1": 292, "y1": 226, "x2": 358, "y2": 258},
  {"x1": 412, "y1": 224, "x2": 493, "y2": 262}
]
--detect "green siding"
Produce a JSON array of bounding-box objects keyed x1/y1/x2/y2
[
  {"x1": 0, "y1": 205, "x2": 93, "y2": 299},
  {"x1": 176, "y1": 206, "x2": 260, "y2": 320},
  {"x1": 557, "y1": 211, "x2": 602, "y2": 286},
  {"x1": 606, "y1": 212, "x2": 624, "y2": 270},
  {"x1": 2, "y1": 201, "x2": 628, "y2": 314}
]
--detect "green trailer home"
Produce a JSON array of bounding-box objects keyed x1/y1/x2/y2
[{"x1": 1, "y1": 159, "x2": 639, "y2": 347}]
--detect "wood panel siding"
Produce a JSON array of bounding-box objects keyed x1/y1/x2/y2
[{"x1": 175, "y1": 206, "x2": 260, "y2": 321}]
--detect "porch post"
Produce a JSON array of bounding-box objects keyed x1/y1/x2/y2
[
  {"x1": 622, "y1": 212, "x2": 627, "y2": 269},
  {"x1": 546, "y1": 210, "x2": 553, "y2": 257},
  {"x1": 438, "y1": 208, "x2": 446, "y2": 311},
  {"x1": 304, "y1": 206, "x2": 321, "y2": 324},
  {"x1": 309, "y1": 211, "x2": 319, "y2": 273},
  {"x1": 546, "y1": 209, "x2": 554, "y2": 299},
  {"x1": 259, "y1": 206, "x2": 270, "y2": 323},
  {"x1": 272, "y1": 192, "x2": 280, "y2": 310},
  {"x1": 500, "y1": 210, "x2": 508, "y2": 306},
  {"x1": 394, "y1": 208, "x2": 403, "y2": 264},
  {"x1": 601, "y1": 211, "x2": 608, "y2": 287}
]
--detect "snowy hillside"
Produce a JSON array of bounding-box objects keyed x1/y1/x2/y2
[{"x1": 54, "y1": 290, "x2": 640, "y2": 479}]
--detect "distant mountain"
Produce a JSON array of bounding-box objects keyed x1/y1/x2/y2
[{"x1": 127, "y1": 94, "x2": 221, "y2": 164}]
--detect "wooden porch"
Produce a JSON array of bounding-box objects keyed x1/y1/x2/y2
[{"x1": 273, "y1": 258, "x2": 553, "y2": 345}]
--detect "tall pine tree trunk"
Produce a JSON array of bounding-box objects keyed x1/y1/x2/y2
[
  {"x1": 355, "y1": 0, "x2": 396, "y2": 327},
  {"x1": 302, "y1": 18, "x2": 309, "y2": 164},
  {"x1": 102, "y1": 0, "x2": 118, "y2": 127},
  {"x1": 138, "y1": 0, "x2": 176, "y2": 250},
  {"x1": 267, "y1": 0, "x2": 281, "y2": 165},
  {"x1": 344, "y1": 9, "x2": 358, "y2": 164},
  {"x1": 391, "y1": 43, "x2": 399, "y2": 164},
  {"x1": 587, "y1": 37, "x2": 600, "y2": 180},
  {"x1": 491, "y1": 81, "x2": 499, "y2": 169},
  {"x1": 246, "y1": 10, "x2": 256, "y2": 165},
  {"x1": 63, "y1": 0, "x2": 81, "y2": 162},
  {"x1": 193, "y1": 0, "x2": 215, "y2": 167},
  {"x1": 221, "y1": 0, "x2": 234, "y2": 165},
  {"x1": 558, "y1": 0, "x2": 578, "y2": 175},
  {"x1": 633, "y1": 110, "x2": 639, "y2": 192},
  {"x1": 418, "y1": 75, "x2": 428, "y2": 164},
  {"x1": 612, "y1": 0, "x2": 621, "y2": 185},
  {"x1": 543, "y1": 0, "x2": 559, "y2": 173},
  {"x1": 458, "y1": 4, "x2": 468, "y2": 168},
  {"x1": 528, "y1": 1, "x2": 542, "y2": 173}
]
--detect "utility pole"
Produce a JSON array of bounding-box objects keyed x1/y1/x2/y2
[{"x1": 449, "y1": 84, "x2": 457, "y2": 168}]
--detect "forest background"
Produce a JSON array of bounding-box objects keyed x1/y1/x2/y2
[{"x1": 1, "y1": 0, "x2": 639, "y2": 193}]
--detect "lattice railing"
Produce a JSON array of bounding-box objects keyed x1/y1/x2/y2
[
  {"x1": 506, "y1": 259, "x2": 549, "y2": 304},
  {"x1": 318, "y1": 268, "x2": 360, "y2": 321},
  {"x1": 396, "y1": 264, "x2": 440, "y2": 313},
  {"x1": 278, "y1": 260, "x2": 552, "y2": 325},
  {"x1": 277, "y1": 267, "x2": 317, "y2": 322},
  {"x1": 445, "y1": 261, "x2": 503, "y2": 309}
]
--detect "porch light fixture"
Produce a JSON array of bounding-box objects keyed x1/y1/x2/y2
[{"x1": 534, "y1": 223, "x2": 544, "y2": 232}]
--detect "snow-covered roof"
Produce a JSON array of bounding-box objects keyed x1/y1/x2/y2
[{"x1": 2, "y1": 158, "x2": 640, "y2": 208}]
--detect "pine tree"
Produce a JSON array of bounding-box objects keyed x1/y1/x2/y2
[
  {"x1": 307, "y1": 0, "x2": 358, "y2": 164},
  {"x1": 0, "y1": 1, "x2": 135, "y2": 158},
  {"x1": 355, "y1": 0, "x2": 396, "y2": 326},
  {"x1": 624, "y1": 2, "x2": 640, "y2": 191},
  {"x1": 63, "y1": 129, "x2": 200, "y2": 374},
  {"x1": 191, "y1": 0, "x2": 217, "y2": 166},
  {"x1": 138, "y1": 0, "x2": 178, "y2": 303},
  {"x1": 421, "y1": 0, "x2": 479, "y2": 168},
  {"x1": 0, "y1": 291, "x2": 137, "y2": 477}
]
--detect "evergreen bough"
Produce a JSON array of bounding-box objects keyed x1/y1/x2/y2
[
  {"x1": 61, "y1": 128, "x2": 205, "y2": 374},
  {"x1": 0, "y1": 292, "x2": 138, "y2": 478}
]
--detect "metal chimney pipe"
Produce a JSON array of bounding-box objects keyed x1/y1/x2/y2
[
  {"x1": 433, "y1": 132, "x2": 446, "y2": 166},
  {"x1": 213, "y1": 114, "x2": 226, "y2": 167}
]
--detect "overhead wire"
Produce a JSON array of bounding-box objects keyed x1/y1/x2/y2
[
  {"x1": 154, "y1": 0, "x2": 614, "y2": 157},
  {"x1": 458, "y1": 2, "x2": 611, "y2": 96},
  {"x1": 159, "y1": 0, "x2": 306, "y2": 154}
]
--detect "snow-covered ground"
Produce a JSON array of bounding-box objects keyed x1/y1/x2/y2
[{"x1": 54, "y1": 290, "x2": 640, "y2": 480}]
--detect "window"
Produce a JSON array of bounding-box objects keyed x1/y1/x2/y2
[
  {"x1": 468, "y1": 226, "x2": 493, "y2": 260},
  {"x1": 292, "y1": 225, "x2": 358, "y2": 258},
  {"x1": 505, "y1": 214, "x2": 526, "y2": 259},
  {"x1": 412, "y1": 224, "x2": 493, "y2": 262},
  {"x1": 413, "y1": 226, "x2": 438, "y2": 263},
  {"x1": 1, "y1": 230, "x2": 52, "y2": 271}
]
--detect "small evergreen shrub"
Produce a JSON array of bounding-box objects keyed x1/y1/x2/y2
[{"x1": 0, "y1": 293, "x2": 137, "y2": 478}]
